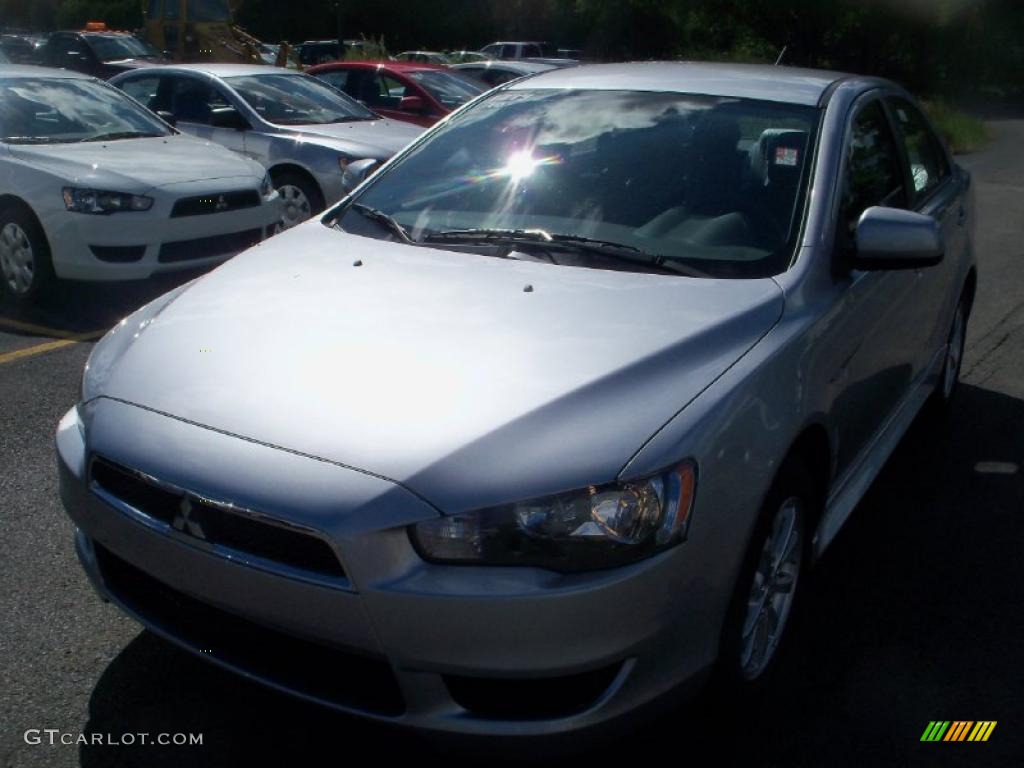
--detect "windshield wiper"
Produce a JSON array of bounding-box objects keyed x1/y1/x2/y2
[
  {"x1": 1, "y1": 136, "x2": 66, "y2": 144},
  {"x1": 423, "y1": 228, "x2": 709, "y2": 277},
  {"x1": 348, "y1": 203, "x2": 414, "y2": 244},
  {"x1": 423, "y1": 227, "x2": 650, "y2": 263},
  {"x1": 83, "y1": 131, "x2": 164, "y2": 142}
]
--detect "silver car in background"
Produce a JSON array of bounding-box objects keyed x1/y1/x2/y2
[
  {"x1": 58, "y1": 63, "x2": 974, "y2": 736},
  {"x1": 110, "y1": 65, "x2": 423, "y2": 229}
]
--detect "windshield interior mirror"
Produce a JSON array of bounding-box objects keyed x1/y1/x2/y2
[
  {"x1": 209, "y1": 106, "x2": 248, "y2": 131},
  {"x1": 398, "y1": 95, "x2": 426, "y2": 113},
  {"x1": 852, "y1": 206, "x2": 944, "y2": 270},
  {"x1": 342, "y1": 158, "x2": 379, "y2": 192}
]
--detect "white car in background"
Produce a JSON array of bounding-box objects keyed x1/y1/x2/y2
[{"x1": 0, "y1": 65, "x2": 281, "y2": 301}]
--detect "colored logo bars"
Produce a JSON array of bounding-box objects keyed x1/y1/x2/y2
[{"x1": 921, "y1": 721, "x2": 997, "y2": 742}]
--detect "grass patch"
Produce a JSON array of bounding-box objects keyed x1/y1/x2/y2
[{"x1": 921, "y1": 100, "x2": 991, "y2": 154}]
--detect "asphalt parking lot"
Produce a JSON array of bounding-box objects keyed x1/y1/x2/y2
[{"x1": 2, "y1": 118, "x2": 1022, "y2": 768}]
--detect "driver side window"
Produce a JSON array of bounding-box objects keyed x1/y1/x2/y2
[{"x1": 839, "y1": 99, "x2": 907, "y2": 249}]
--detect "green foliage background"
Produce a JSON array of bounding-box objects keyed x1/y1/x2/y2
[{"x1": 2, "y1": 0, "x2": 1023, "y2": 97}]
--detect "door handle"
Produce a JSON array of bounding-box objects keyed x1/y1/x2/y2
[{"x1": 957, "y1": 205, "x2": 967, "y2": 226}]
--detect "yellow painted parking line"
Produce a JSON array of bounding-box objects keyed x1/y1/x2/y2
[
  {"x1": 0, "y1": 318, "x2": 105, "y2": 366},
  {"x1": 0, "y1": 317, "x2": 105, "y2": 342},
  {"x1": 0, "y1": 338, "x2": 81, "y2": 365}
]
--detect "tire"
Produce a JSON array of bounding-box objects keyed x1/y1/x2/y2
[
  {"x1": 0, "y1": 203, "x2": 55, "y2": 303},
  {"x1": 270, "y1": 169, "x2": 324, "y2": 231},
  {"x1": 928, "y1": 294, "x2": 968, "y2": 416},
  {"x1": 714, "y1": 456, "x2": 817, "y2": 701}
]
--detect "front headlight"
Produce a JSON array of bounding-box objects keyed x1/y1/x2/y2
[
  {"x1": 410, "y1": 461, "x2": 697, "y2": 572},
  {"x1": 62, "y1": 187, "x2": 153, "y2": 214}
]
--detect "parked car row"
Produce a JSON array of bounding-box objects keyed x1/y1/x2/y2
[
  {"x1": 0, "y1": 62, "x2": 427, "y2": 300},
  {"x1": 1, "y1": 37, "x2": 581, "y2": 302}
]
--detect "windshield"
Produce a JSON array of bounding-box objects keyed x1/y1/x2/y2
[
  {"x1": 0, "y1": 76, "x2": 172, "y2": 144},
  {"x1": 338, "y1": 88, "x2": 819, "y2": 278},
  {"x1": 226, "y1": 73, "x2": 376, "y2": 125},
  {"x1": 187, "y1": 0, "x2": 231, "y2": 22},
  {"x1": 407, "y1": 69, "x2": 485, "y2": 109},
  {"x1": 87, "y1": 35, "x2": 161, "y2": 62}
]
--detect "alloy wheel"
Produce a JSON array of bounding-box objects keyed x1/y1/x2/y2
[
  {"x1": 739, "y1": 496, "x2": 804, "y2": 681},
  {"x1": 942, "y1": 304, "x2": 966, "y2": 400}
]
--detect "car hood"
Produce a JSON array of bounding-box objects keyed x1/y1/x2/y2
[
  {"x1": 90, "y1": 224, "x2": 783, "y2": 513},
  {"x1": 280, "y1": 119, "x2": 423, "y2": 158},
  {"x1": 11, "y1": 135, "x2": 262, "y2": 193}
]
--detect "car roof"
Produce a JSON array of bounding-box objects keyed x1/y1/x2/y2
[
  {"x1": 0, "y1": 64, "x2": 93, "y2": 80},
  {"x1": 453, "y1": 60, "x2": 554, "y2": 74},
  {"x1": 310, "y1": 60, "x2": 446, "y2": 73},
  {"x1": 508, "y1": 61, "x2": 869, "y2": 106},
  {"x1": 118, "y1": 63, "x2": 301, "y2": 78}
]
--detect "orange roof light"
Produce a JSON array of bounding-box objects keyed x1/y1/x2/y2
[{"x1": 84, "y1": 21, "x2": 108, "y2": 32}]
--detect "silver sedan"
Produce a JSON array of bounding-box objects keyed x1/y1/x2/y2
[
  {"x1": 59, "y1": 62, "x2": 974, "y2": 736},
  {"x1": 109, "y1": 64, "x2": 423, "y2": 229}
]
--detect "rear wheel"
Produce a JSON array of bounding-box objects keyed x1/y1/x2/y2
[
  {"x1": 271, "y1": 170, "x2": 324, "y2": 230},
  {"x1": 934, "y1": 297, "x2": 968, "y2": 409},
  {"x1": 0, "y1": 204, "x2": 55, "y2": 302}
]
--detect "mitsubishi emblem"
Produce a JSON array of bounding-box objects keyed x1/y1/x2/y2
[{"x1": 172, "y1": 496, "x2": 207, "y2": 540}]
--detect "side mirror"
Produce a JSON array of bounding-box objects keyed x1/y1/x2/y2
[
  {"x1": 209, "y1": 106, "x2": 248, "y2": 131},
  {"x1": 398, "y1": 95, "x2": 426, "y2": 113},
  {"x1": 342, "y1": 157, "x2": 379, "y2": 192},
  {"x1": 852, "y1": 206, "x2": 943, "y2": 270},
  {"x1": 155, "y1": 109, "x2": 177, "y2": 127}
]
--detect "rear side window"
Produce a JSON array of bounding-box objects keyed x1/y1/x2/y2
[
  {"x1": 840, "y1": 99, "x2": 906, "y2": 244},
  {"x1": 167, "y1": 77, "x2": 229, "y2": 124},
  {"x1": 886, "y1": 96, "x2": 950, "y2": 204},
  {"x1": 120, "y1": 76, "x2": 160, "y2": 110},
  {"x1": 315, "y1": 70, "x2": 351, "y2": 94}
]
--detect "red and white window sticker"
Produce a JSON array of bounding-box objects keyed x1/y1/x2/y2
[{"x1": 774, "y1": 147, "x2": 799, "y2": 167}]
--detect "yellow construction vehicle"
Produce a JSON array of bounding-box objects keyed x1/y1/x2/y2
[{"x1": 140, "y1": 0, "x2": 285, "y2": 65}]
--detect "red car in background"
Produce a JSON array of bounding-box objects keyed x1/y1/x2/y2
[{"x1": 307, "y1": 60, "x2": 486, "y2": 127}]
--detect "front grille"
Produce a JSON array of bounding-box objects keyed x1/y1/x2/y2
[
  {"x1": 90, "y1": 457, "x2": 346, "y2": 580},
  {"x1": 90, "y1": 245, "x2": 145, "y2": 263},
  {"x1": 94, "y1": 543, "x2": 405, "y2": 716},
  {"x1": 158, "y1": 229, "x2": 261, "y2": 263},
  {"x1": 171, "y1": 190, "x2": 260, "y2": 218}
]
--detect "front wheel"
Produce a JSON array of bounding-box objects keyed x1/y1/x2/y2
[
  {"x1": 271, "y1": 170, "x2": 324, "y2": 231},
  {"x1": 0, "y1": 204, "x2": 55, "y2": 302},
  {"x1": 716, "y1": 458, "x2": 815, "y2": 694}
]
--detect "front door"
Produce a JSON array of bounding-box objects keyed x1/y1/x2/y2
[{"x1": 829, "y1": 96, "x2": 922, "y2": 475}]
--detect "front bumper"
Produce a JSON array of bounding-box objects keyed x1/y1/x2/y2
[
  {"x1": 57, "y1": 399, "x2": 716, "y2": 735},
  {"x1": 44, "y1": 186, "x2": 283, "y2": 282}
]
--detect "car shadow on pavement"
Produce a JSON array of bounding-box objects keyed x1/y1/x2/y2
[
  {"x1": 80, "y1": 383, "x2": 1023, "y2": 768},
  {"x1": 0, "y1": 269, "x2": 209, "y2": 338}
]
